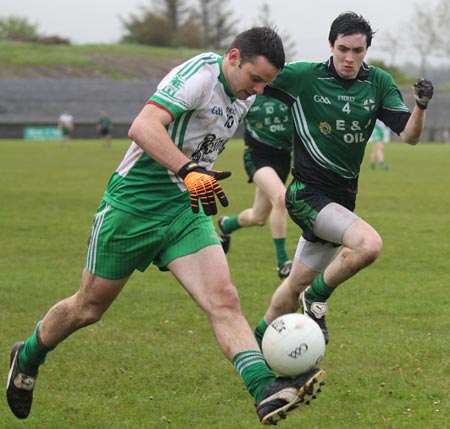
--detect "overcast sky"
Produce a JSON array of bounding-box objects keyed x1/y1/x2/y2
[{"x1": 1, "y1": 0, "x2": 444, "y2": 66}]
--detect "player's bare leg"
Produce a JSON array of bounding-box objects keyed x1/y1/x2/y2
[
  {"x1": 221, "y1": 167, "x2": 291, "y2": 276},
  {"x1": 7, "y1": 270, "x2": 128, "y2": 419},
  {"x1": 259, "y1": 209, "x2": 382, "y2": 344},
  {"x1": 169, "y1": 246, "x2": 326, "y2": 425}
]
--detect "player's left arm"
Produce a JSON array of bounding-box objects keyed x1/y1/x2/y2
[{"x1": 399, "y1": 78, "x2": 434, "y2": 146}]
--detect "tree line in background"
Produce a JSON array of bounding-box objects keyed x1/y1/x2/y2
[
  {"x1": 0, "y1": 16, "x2": 70, "y2": 45},
  {"x1": 119, "y1": 1, "x2": 297, "y2": 60},
  {"x1": 0, "y1": 0, "x2": 240, "y2": 50},
  {"x1": 120, "y1": 0, "x2": 237, "y2": 50},
  {"x1": 1, "y1": 0, "x2": 449, "y2": 77},
  {"x1": 375, "y1": 0, "x2": 450, "y2": 75},
  {"x1": 0, "y1": 0, "x2": 296, "y2": 58}
]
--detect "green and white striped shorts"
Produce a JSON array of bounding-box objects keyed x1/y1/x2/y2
[{"x1": 86, "y1": 201, "x2": 220, "y2": 279}]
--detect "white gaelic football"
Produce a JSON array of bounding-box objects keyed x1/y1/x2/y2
[{"x1": 262, "y1": 313, "x2": 326, "y2": 377}]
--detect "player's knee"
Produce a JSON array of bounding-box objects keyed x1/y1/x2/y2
[
  {"x1": 274, "y1": 192, "x2": 286, "y2": 209},
  {"x1": 362, "y1": 234, "x2": 383, "y2": 265},
  {"x1": 81, "y1": 310, "x2": 103, "y2": 326},
  {"x1": 254, "y1": 217, "x2": 267, "y2": 227},
  {"x1": 76, "y1": 301, "x2": 107, "y2": 327},
  {"x1": 211, "y1": 283, "x2": 241, "y2": 314},
  {"x1": 222, "y1": 285, "x2": 241, "y2": 310}
]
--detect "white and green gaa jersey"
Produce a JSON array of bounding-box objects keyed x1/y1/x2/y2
[
  {"x1": 103, "y1": 53, "x2": 254, "y2": 219},
  {"x1": 244, "y1": 94, "x2": 293, "y2": 151},
  {"x1": 368, "y1": 119, "x2": 390, "y2": 143},
  {"x1": 265, "y1": 58, "x2": 410, "y2": 194}
]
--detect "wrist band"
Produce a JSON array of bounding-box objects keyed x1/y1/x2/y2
[
  {"x1": 415, "y1": 100, "x2": 428, "y2": 110},
  {"x1": 178, "y1": 161, "x2": 198, "y2": 179}
]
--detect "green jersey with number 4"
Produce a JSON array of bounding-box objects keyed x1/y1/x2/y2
[{"x1": 265, "y1": 58, "x2": 410, "y2": 194}]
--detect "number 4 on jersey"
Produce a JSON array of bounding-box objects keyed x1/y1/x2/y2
[{"x1": 342, "y1": 102, "x2": 351, "y2": 114}]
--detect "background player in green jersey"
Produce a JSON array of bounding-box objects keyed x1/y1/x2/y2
[
  {"x1": 254, "y1": 12, "x2": 434, "y2": 346},
  {"x1": 218, "y1": 94, "x2": 294, "y2": 278},
  {"x1": 7, "y1": 27, "x2": 326, "y2": 426},
  {"x1": 369, "y1": 119, "x2": 391, "y2": 170},
  {"x1": 97, "y1": 111, "x2": 113, "y2": 147}
]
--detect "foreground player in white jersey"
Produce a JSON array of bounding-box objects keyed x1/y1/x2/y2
[{"x1": 7, "y1": 27, "x2": 326, "y2": 426}]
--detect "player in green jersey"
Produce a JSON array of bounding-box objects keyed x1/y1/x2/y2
[
  {"x1": 218, "y1": 94, "x2": 294, "y2": 278},
  {"x1": 254, "y1": 12, "x2": 434, "y2": 346},
  {"x1": 7, "y1": 27, "x2": 326, "y2": 426},
  {"x1": 97, "y1": 111, "x2": 112, "y2": 147},
  {"x1": 369, "y1": 120, "x2": 391, "y2": 170}
]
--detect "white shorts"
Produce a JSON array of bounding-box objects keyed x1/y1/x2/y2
[{"x1": 294, "y1": 203, "x2": 359, "y2": 271}]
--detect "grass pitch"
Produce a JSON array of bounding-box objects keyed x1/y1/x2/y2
[{"x1": 1, "y1": 139, "x2": 449, "y2": 428}]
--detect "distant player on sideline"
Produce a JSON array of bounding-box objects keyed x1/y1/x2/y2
[
  {"x1": 6, "y1": 27, "x2": 326, "y2": 426},
  {"x1": 218, "y1": 94, "x2": 294, "y2": 278},
  {"x1": 253, "y1": 12, "x2": 433, "y2": 347},
  {"x1": 97, "y1": 111, "x2": 113, "y2": 147},
  {"x1": 57, "y1": 111, "x2": 74, "y2": 144},
  {"x1": 369, "y1": 119, "x2": 390, "y2": 170}
]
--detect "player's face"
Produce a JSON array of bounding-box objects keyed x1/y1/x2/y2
[
  {"x1": 330, "y1": 33, "x2": 368, "y2": 79},
  {"x1": 226, "y1": 51, "x2": 280, "y2": 100}
]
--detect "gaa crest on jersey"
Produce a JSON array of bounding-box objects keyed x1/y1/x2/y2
[
  {"x1": 319, "y1": 121, "x2": 332, "y2": 135},
  {"x1": 161, "y1": 75, "x2": 186, "y2": 97},
  {"x1": 211, "y1": 106, "x2": 223, "y2": 116},
  {"x1": 363, "y1": 98, "x2": 376, "y2": 112},
  {"x1": 313, "y1": 94, "x2": 331, "y2": 104}
]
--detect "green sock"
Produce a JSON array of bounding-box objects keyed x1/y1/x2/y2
[
  {"x1": 273, "y1": 238, "x2": 289, "y2": 268},
  {"x1": 222, "y1": 216, "x2": 241, "y2": 234},
  {"x1": 254, "y1": 318, "x2": 269, "y2": 349},
  {"x1": 305, "y1": 272, "x2": 335, "y2": 302},
  {"x1": 370, "y1": 162, "x2": 376, "y2": 170},
  {"x1": 18, "y1": 321, "x2": 52, "y2": 373},
  {"x1": 233, "y1": 351, "x2": 275, "y2": 403}
]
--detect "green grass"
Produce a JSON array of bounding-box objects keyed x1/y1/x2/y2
[
  {"x1": 0, "y1": 41, "x2": 202, "y2": 67},
  {"x1": 0, "y1": 41, "x2": 204, "y2": 79},
  {"x1": 0, "y1": 139, "x2": 449, "y2": 428}
]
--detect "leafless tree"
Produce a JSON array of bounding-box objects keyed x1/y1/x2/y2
[
  {"x1": 152, "y1": 0, "x2": 190, "y2": 30},
  {"x1": 198, "y1": 0, "x2": 238, "y2": 49},
  {"x1": 435, "y1": 0, "x2": 450, "y2": 56},
  {"x1": 375, "y1": 30, "x2": 404, "y2": 67},
  {"x1": 121, "y1": 0, "x2": 237, "y2": 49},
  {"x1": 406, "y1": 2, "x2": 440, "y2": 75},
  {"x1": 255, "y1": 3, "x2": 296, "y2": 61}
]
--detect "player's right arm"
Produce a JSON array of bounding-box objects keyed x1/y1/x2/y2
[
  {"x1": 128, "y1": 103, "x2": 230, "y2": 215},
  {"x1": 128, "y1": 103, "x2": 190, "y2": 174},
  {"x1": 399, "y1": 79, "x2": 434, "y2": 146}
]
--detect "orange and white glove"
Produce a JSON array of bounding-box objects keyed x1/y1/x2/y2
[{"x1": 178, "y1": 161, "x2": 231, "y2": 216}]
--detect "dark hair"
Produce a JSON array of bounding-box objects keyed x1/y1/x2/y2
[
  {"x1": 328, "y1": 12, "x2": 375, "y2": 48},
  {"x1": 227, "y1": 27, "x2": 285, "y2": 70}
]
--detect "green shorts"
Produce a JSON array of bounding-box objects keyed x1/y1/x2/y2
[
  {"x1": 243, "y1": 136, "x2": 291, "y2": 184},
  {"x1": 86, "y1": 201, "x2": 221, "y2": 279}
]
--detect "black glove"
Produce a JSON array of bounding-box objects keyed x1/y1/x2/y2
[
  {"x1": 413, "y1": 78, "x2": 434, "y2": 110},
  {"x1": 178, "y1": 161, "x2": 231, "y2": 215}
]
